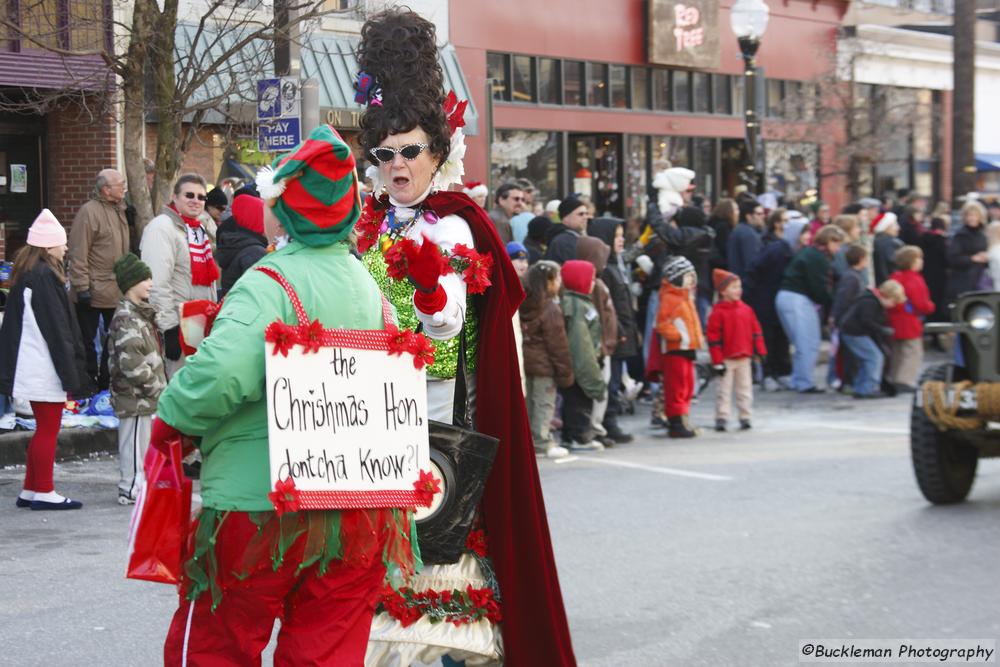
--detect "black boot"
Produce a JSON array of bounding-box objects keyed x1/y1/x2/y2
[
  {"x1": 668, "y1": 416, "x2": 696, "y2": 438},
  {"x1": 603, "y1": 417, "x2": 634, "y2": 443}
]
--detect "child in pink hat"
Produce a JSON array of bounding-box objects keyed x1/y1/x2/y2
[{"x1": 0, "y1": 209, "x2": 92, "y2": 510}]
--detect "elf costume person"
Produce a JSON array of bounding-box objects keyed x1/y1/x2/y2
[
  {"x1": 354, "y1": 8, "x2": 577, "y2": 667},
  {"x1": 152, "y1": 125, "x2": 419, "y2": 666}
]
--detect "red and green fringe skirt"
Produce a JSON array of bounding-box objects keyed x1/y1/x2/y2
[{"x1": 181, "y1": 507, "x2": 421, "y2": 610}]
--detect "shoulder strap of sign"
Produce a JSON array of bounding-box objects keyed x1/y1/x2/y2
[{"x1": 254, "y1": 266, "x2": 393, "y2": 329}]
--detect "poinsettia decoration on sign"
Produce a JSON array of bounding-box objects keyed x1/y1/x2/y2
[
  {"x1": 386, "y1": 326, "x2": 437, "y2": 370},
  {"x1": 268, "y1": 477, "x2": 300, "y2": 516},
  {"x1": 412, "y1": 469, "x2": 441, "y2": 507}
]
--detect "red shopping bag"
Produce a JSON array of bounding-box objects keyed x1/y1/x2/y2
[{"x1": 126, "y1": 438, "x2": 192, "y2": 584}]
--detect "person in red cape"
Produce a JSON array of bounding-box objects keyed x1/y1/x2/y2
[{"x1": 355, "y1": 8, "x2": 576, "y2": 666}]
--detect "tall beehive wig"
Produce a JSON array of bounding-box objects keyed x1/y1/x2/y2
[{"x1": 356, "y1": 8, "x2": 451, "y2": 166}]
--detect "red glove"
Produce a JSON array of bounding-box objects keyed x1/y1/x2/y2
[
  {"x1": 405, "y1": 236, "x2": 450, "y2": 314},
  {"x1": 150, "y1": 416, "x2": 193, "y2": 457}
]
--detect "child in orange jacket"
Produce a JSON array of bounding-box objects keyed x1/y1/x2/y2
[
  {"x1": 706, "y1": 269, "x2": 767, "y2": 432},
  {"x1": 655, "y1": 255, "x2": 704, "y2": 438}
]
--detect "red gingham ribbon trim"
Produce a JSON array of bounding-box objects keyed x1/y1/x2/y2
[
  {"x1": 295, "y1": 489, "x2": 422, "y2": 510},
  {"x1": 255, "y1": 265, "x2": 393, "y2": 329}
]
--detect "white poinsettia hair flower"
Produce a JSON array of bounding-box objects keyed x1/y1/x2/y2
[
  {"x1": 365, "y1": 164, "x2": 384, "y2": 195},
  {"x1": 434, "y1": 128, "x2": 466, "y2": 189},
  {"x1": 255, "y1": 165, "x2": 287, "y2": 200}
]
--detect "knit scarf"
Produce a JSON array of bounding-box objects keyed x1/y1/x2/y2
[{"x1": 171, "y1": 204, "x2": 220, "y2": 287}]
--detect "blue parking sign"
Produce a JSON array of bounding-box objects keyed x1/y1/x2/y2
[{"x1": 259, "y1": 118, "x2": 301, "y2": 152}]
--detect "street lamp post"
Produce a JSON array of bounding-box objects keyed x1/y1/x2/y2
[{"x1": 730, "y1": 0, "x2": 770, "y2": 194}]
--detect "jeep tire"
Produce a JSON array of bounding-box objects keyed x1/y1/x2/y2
[{"x1": 911, "y1": 363, "x2": 979, "y2": 504}]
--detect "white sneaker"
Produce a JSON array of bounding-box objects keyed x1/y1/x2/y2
[
  {"x1": 568, "y1": 440, "x2": 604, "y2": 452},
  {"x1": 763, "y1": 377, "x2": 779, "y2": 392},
  {"x1": 778, "y1": 376, "x2": 794, "y2": 390},
  {"x1": 545, "y1": 444, "x2": 570, "y2": 459},
  {"x1": 117, "y1": 494, "x2": 136, "y2": 506}
]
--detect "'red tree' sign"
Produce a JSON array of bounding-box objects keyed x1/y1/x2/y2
[{"x1": 648, "y1": 0, "x2": 721, "y2": 70}]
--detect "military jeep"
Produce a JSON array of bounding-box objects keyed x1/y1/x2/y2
[{"x1": 914, "y1": 291, "x2": 1000, "y2": 504}]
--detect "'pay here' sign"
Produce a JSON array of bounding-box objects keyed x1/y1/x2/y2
[{"x1": 265, "y1": 342, "x2": 430, "y2": 509}]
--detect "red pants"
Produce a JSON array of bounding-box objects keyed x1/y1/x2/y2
[
  {"x1": 25, "y1": 401, "x2": 63, "y2": 493},
  {"x1": 164, "y1": 512, "x2": 387, "y2": 667},
  {"x1": 662, "y1": 354, "x2": 694, "y2": 418}
]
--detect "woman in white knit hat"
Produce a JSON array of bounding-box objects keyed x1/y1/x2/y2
[{"x1": 0, "y1": 210, "x2": 92, "y2": 510}]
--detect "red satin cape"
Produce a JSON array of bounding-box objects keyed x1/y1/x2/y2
[{"x1": 424, "y1": 190, "x2": 577, "y2": 666}]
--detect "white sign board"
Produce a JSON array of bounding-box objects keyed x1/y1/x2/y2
[{"x1": 265, "y1": 343, "x2": 430, "y2": 509}]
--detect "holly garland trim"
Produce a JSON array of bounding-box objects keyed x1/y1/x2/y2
[
  {"x1": 356, "y1": 195, "x2": 493, "y2": 295},
  {"x1": 377, "y1": 583, "x2": 502, "y2": 628}
]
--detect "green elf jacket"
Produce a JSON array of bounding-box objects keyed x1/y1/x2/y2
[{"x1": 156, "y1": 241, "x2": 388, "y2": 511}]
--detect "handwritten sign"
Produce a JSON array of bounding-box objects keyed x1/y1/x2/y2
[
  {"x1": 265, "y1": 342, "x2": 430, "y2": 509},
  {"x1": 648, "y1": 0, "x2": 720, "y2": 70}
]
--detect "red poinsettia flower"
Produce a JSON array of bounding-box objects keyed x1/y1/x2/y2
[
  {"x1": 466, "y1": 585, "x2": 494, "y2": 610},
  {"x1": 383, "y1": 239, "x2": 415, "y2": 282},
  {"x1": 301, "y1": 319, "x2": 325, "y2": 354},
  {"x1": 465, "y1": 529, "x2": 488, "y2": 557},
  {"x1": 413, "y1": 469, "x2": 441, "y2": 507},
  {"x1": 264, "y1": 320, "x2": 299, "y2": 357},
  {"x1": 356, "y1": 195, "x2": 386, "y2": 254},
  {"x1": 267, "y1": 477, "x2": 300, "y2": 516},
  {"x1": 450, "y1": 244, "x2": 493, "y2": 294},
  {"x1": 384, "y1": 325, "x2": 411, "y2": 357},
  {"x1": 443, "y1": 90, "x2": 468, "y2": 134},
  {"x1": 406, "y1": 332, "x2": 436, "y2": 370}
]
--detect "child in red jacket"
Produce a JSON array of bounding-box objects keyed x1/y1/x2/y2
[
  {"x1": 887, "y1": 245, "x2": 936, "y2": 392},
  {"x1": 707, "y1": 269, "x2": 767, "y2": 432}
]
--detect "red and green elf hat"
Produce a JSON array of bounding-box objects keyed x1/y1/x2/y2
[{"x1": 255, "y1": 124, "x2": 361, "y2": 247}]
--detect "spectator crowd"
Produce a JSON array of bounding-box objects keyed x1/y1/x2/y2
[{"x1": 3, "y1": 159, "x2": 998, "y2": 505}]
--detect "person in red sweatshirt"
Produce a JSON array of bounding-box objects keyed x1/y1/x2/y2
[
  {"x1": 707, "y1": 269, "x2": 767, "y2": 432},
  {"x1": 887, "y1": 245, "x2": 936, "y2": 392}
]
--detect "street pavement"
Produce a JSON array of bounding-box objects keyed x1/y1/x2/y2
[{"x1": 2, "y1": 380, "x2": 999, "y2": 666}]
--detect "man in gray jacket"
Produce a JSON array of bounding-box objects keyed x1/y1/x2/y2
[
  {"x1": 68, "y1": 169, "x2": 130, "y2": 390},
  {"x1": 139, "y1": 173, "x2": 218, "y2": 378}
]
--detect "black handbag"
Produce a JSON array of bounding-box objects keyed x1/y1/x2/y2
[{"x1": 415, "y1": 328, "x2": 499, "y2": 565}]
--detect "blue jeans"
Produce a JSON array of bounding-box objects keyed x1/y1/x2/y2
[
  {"x1": 840, "y1": 334, "x2": 884, "y2": 396},
  {"x1": 774, "y1": 290, "x2": 821, "y2": 391}
]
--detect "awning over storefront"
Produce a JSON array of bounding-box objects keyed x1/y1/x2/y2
[
  {"x1": 173, "y1": 24, "x2": 477, "y2": 134},
  {"x1": 300, "y1": 38, "x2": 478, "y2": 135},
  {"x1": 976, "y1": 153, "x2": 1000, "y2": 173}
]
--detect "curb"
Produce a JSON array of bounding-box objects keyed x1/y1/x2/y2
[{"x1": 0, "y1": 427, "x2": 116, "y2": 467}]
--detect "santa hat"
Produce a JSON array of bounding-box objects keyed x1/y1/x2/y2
[
  {"x1": 463, "y1": 181, "x2": 488, "y2": 199},
  {"x1": 231, "y1": 194, "x2": 264, "y2": 236},
  {"x1": 561, "y1": 260, "x2": 596, "y2": 295},
  {"x1": 179, "y1": 300, "x2": 221, "y2": 356},
  {"x1": 255, "y1": 124, "x2": 361, "y2": 247},
  {"x1": 871, "y1": 211, "x2": 898, "y2": 235},
  {"x1": 713, "y1": 269, "x2": 739, "y2": 293},
  {"x1": 26, "y1": 209, "x2": 66, "y2": 248}
]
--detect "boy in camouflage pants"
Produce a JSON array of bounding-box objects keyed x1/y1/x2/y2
[{"x1": 108, "y1": 254, "x2": 167, "y2": 504}]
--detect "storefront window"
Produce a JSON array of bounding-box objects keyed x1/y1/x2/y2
[
  {"x1": 767, "y1": 79, "x2": 784, "y2": 117},
  {"x1": 733, "y1": 76, "x2": 745, "y2": 118},
  {"x1": 692, "y1": 138, "x2": 716, "y2": 201},
  {"x1": 765, "y1": 141, "x2": 819, "y2": 204},
  {"x1": 673, "y1": 71, "x2": 691, "y2": 112},
  {"x1": 626, "y1": 135, "x2": 649, "y2": 220},
  {"x1": 631, "y1": 67, "x2": 650, "y2": 110},
  {"x1": 610, "y1": 65, "x2": 627, "y2": 109},
  {"x1": 539, "y1": 58, "x2": 561, "y2": 105},
  {"x1": 714, "y1": 75, "x2": 732, "y2": 115},
  {"x1": 652, "y1": 69, "x2": 671, "y2": 111},
  {"x1": 587, "y1": 62, "x2": 609, "y2": 107},
  {"x1": 491, "y1": 130, "x2": 561, "y2": 204},
  {"x1": 783, "y1": 80, "x2": 801, "y2": 120},
  {"x1": 512, "y1": 55, "x2": 535, "y2": 103},
  {"x1": 653, "y1": 136, "x2": 690, "y2": 169},
  {"x1": 488, "y1": 53, "x2": 509, "y2": 101},
  {"x1": 564, "y1": 60, "x2": 584, "y2": 106},
  {"x1": 693, "y1": 72, "x2": 711, "y2": 114}
]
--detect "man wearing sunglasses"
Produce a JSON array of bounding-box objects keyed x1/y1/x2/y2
[
  {"x1": 140, "y1": 173, "x2": 220, "y2": 377},
  {"x1": 488, "y1": 182, "x2": 523, "y2": 244}
]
